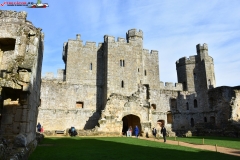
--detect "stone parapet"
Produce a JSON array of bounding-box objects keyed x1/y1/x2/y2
[{"x1": 159, "y1": 82, "x2": 183, "y2": 91}]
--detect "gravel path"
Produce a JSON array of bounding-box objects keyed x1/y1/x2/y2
[{"x1": 139, "y1": 137, "x2": 240, "y2": 157}]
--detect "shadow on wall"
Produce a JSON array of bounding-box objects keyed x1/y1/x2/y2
[{"x1": 83, "y1": 45, "x2": 104, "y2": 130}]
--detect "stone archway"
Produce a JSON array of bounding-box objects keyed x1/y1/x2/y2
[
  {"x1": 122, "y1": 114, "x2": 141, "y2": 136},
  {"x1": 157, "y1": 119, "x2": 165, "y2": 127}
]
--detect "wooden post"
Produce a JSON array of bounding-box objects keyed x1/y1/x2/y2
[
  {"x1": 202, "y1": 138, "x2": 204, "y2": 145},
  {"x1": 175, "y1": 136, "x2": 176, "y2": 141},
  {"x1": 178, "y1": 140, "x2": 179, "y2": 145},
  {"x1": 215, "y1": 144, "x2": 218, "y2": 152}
]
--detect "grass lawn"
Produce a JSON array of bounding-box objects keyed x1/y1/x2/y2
[
  {"x1": 29, "y1": 137, "x2": 239, "y2": 160},
  {"x1": 167, "y1": 136, "x2": 240, "y2": 149}
]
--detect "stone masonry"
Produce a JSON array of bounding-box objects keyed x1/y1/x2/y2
[
  {"x1": 38, "y1": 28, "x2": 240, "y2": 137},
  {"x1": 0, "y1": 10, "x2": 44, "y2": 159}
]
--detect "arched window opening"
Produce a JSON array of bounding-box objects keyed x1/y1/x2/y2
[
  {"x1": 194, "y1": 99, "x2": 198, "y2": 108},
  {"x1": 123, "y1": 60, "x2": 125, "y2": 67},
  {"x1": 204, "y1": 117, "x2": 207, "y2": 122},
  {"x1": 90, "y1": 63, "x2": 92, "y2": 70},
  {"x1": 208, "y1": 79, "x2": 213, "y2": 89},
  {"x1": 186, "y1": 102, "x2": 189, "y2": 110},
  {"x1": 120, "y1": 60, "x2": 122, "y2": 66},
  {"x1": 191, "y1": 118, "x2": 194, "y2": 127},
  {"x1": 167, "y1": 111, "x2": 173, "y2": 124},
  {"x1": 151, "y1": 104, "x2": 156, "y2": 110},
  {"x1": 138, "y1": 68, "x2": 139, "y2": 72},
  {"x1": 144, "y1": 70, "x2": 147, "y2": 76},
  {"x1": 208, "y1": 79, "x2": 211, "y2": 85},
  {"x1": 157, "y1": 120, "x2": 165, "y2": 127},
  {"x1": 121, "y1": 80, "x2": 124, "y2": 88}
]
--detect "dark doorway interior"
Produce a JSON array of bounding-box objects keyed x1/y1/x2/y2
[
  {"x1": 122, "y1": 114, "x2": 141, "y2": 136},
  {"x1": 157, "y1": 120, "x2": 165, "y2": 127}
]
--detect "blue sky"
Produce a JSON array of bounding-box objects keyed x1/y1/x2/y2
[{"x1": 2, "y1": 0, "x2": 240, "y2": 87}]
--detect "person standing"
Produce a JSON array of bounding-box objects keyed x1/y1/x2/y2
[
  {"x1": 161, "y1": 125, "x2": 167, "y2": 142},
  {"x1": 134, "y1": 126, "x2": 139, "y2": 138},
  {"x1": 36, "y1": 122, "x2": 41, "y2": 132},
  {"x1": 128, "y1": 126, "x2": 132, "y2": 137}
]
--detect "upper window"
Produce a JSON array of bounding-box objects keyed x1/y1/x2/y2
[
  {"x1": 194, "y1": 99, "x2": 198, "y2": 108},
  {"x1": 144, "y1": 70, "x2": 147, "y2": 76},
  {"x1": 120, "y1": 60, "x2": 125, "y2": 67},
  {"x1": 121, "y1": 80, "x2": 124, "y2": 88},
  {"x1": 90, "y1": 63, "x2": 92, "y2": 70}
]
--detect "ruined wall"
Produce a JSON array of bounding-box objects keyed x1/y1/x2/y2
[
  {"x1": 38, "y1": 75, "x2": 101, "y2": 130},
  {"x1": 208, "y1": 86, "x2": 240, "y2": 127},
  {"x1": 0, "y1": 10, "x2": 43, "y2": 159}
]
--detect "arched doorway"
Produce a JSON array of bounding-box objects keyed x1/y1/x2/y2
[
  {"x1": 157, "y1": 120, "x2": 165, "y2": 127},
  {"x1": 122, "y1": 114, "x2": 141, "y2": 136}
]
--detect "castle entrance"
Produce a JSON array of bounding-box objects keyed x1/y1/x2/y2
[{"x1": 122, "y1": 114, "x2": 141, "y2": 136}]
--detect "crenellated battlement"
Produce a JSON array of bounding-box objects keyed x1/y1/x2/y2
[
  {"x1": 196, "y1": 43, "x2": 208, "y2": 52},
  {"x1": 159, "y1": 82, "x2": 183, "y2": 91},
  {"x1": 43, "y1": 69, "x2": 65, "y2": 81},
  {"x1": 143, "y1": 49, "x2": 158, "y2": 55},
  {"x1": 126, "y1": 28, "x2": 143, "y2": 39},
  {"x1": 117, "y1": 37, "x2": 126, "y2": 43},
  {"x1": 176, "y1": 55, "x2": 197, "y2": 66},
  {"x1": 84, "y1": 41, "x2": 96, "y2": 48}
]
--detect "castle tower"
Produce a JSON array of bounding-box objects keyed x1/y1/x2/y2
[
  {"x1": 126, "y1": 29, "x2": 143, "y2": 46},
  {"x1": 176, "y1": 43, "x2": 216, "y2": 92}
]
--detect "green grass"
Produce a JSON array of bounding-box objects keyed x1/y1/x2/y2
[
  {"x1": 168, "y1": 136, "x2": 240, "y2": 149},
  {"x1": 29, "y1": 137, "x2": 239, "y2": 160}
]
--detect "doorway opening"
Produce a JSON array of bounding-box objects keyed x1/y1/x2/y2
[{"x1": 122, "y1": 114, "x2": 141, "y2": 136}]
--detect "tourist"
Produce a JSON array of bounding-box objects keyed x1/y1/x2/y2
[
  {"x1": 134, "y1": 126, "x2": 139, "y2": 138},
  {"x1": 68, "y1": 126, "x2": 77, "y2": 137},
  {"x1": 161, "y1": 125, "x2": 167, "y2": 142},
  {"x1": 152, "y1": 127, "x2": 157, "y2": 138},
  {"x1": 36, "y1": 122, "x2": 41, "y2": 132},
  {"x1": 127, "y1": 126, "x2": 132, "y2": 137}
]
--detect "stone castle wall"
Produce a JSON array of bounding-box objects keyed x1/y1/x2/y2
[
  {"x1": 0, "y1": 10, "x2": 44, "y2": 159},
  {"x1": 39, "y1": 29, "x2": 240, "y2": 138}
]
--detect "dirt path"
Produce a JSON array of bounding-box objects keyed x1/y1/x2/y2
[{"x1": 139, "y1": 137, "x2": 240, "y2": 157}]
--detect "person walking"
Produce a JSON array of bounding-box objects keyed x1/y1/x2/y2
[
  {"x1": 134, "y1": 126, "x2": 139, "y2": 138},
  {"x1": 152, "y1": 127, "x2": 157, "y2": 138},
  {"x1": 161, "y1": 125, "x2": 167, "y2": 142}
]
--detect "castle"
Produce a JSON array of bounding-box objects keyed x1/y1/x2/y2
[
  {"x1": 0, "y1": 10, "x2": 239, "y2": 159},
  {"x1": 38, "y1": 29, "x2": 240, "y2": 137}
]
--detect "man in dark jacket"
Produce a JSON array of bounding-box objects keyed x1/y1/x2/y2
[
  {"x1": 161, "y1": 126, "x2": 167, "y2": 142},
  {"x1": 37, "y1": 122, "x2": 41, "y2": 132}
]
